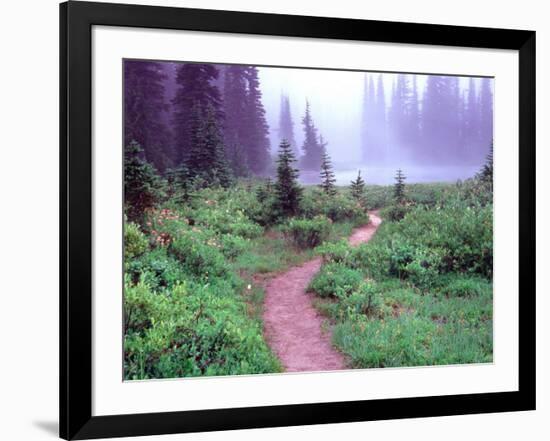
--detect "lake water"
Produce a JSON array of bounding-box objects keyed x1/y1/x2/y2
[{"x1": 299, "y1": 165, "x2": 480, "y2": 186}]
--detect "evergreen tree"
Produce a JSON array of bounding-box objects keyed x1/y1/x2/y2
[
  {"x1": 222, "y1": 65, "x2": 249, "y2": 174},
  {"x1": 166, "y1": 163, "x2": 191, "y2": 203},
  {"x1": 202, "y1": 105, "x2": 232, "y2": 187},
  {"x1": 244, "y1": 66, "x2": 271, "y2": 174},
  {"x1": 186, "y1": 103, "x2": 232, "y2": 187},
  {"x1": 124, "y1": 60, "x2": 173, "y2": 171},
  {"x1": 222, "y1": 66, "x2": 271, "y2": 175},
  {"x1": 275, "y1": 140, "x2": 302, "y2": 217},
  {"x1": 256, "y1": 177, "x2": 274, "y2": 204},
  {"x1": 319, "y1": 146, "x2": 336, "y2": 195},
  {"x1": 300, "y1": 100, "x2": 323, "y2": 170},
  {"x1": 479, "y1": 142, "x2": 493, "y2": 188},
  {"x1": 361, "y1": 74, "x2": 377, "y2": 163},
  {"x1": 350, "y1": 170, "x2": 367, "y2": 203},
  {"x1": 226, "y1": 142, "x2": 249, "y2": 178},
  {"x1": 408, "y1": 75, "x2": 421, "y2": 149},
  {"x1": 375, "y1": 74, "x2": 388, "y2": 163},
  {"x1": 393, "y1": 169, "x2": 406, "y2": 204},
  {"x1": 464, "y1": 77, "x2": 479, "y2": 161},
  {"x1": 124, "y1": 141, "x2": 163, "y2": 222},
  {"x1": 278, "y1": 94, "x2": 298, "y2": 155},
  {"x1": 186, "y1": 102, "x2": 208, "y2": 174},
  {"x1": 172, "y1": 63, "x2": 222, "y2": 165}
]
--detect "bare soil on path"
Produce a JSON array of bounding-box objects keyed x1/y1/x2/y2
[{"x1": 263, "y1": 211, "x2": 382, "y2": 373}]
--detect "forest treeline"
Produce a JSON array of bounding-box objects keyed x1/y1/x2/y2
[
  {"x1": 125, "y1": 61, "x2": 330, "y2": 179},
  {"x1": 125, "y1": 60, "x2": 493, "y2": 185},
  {"x1": 361, "y1": 73, "x2": 493, "y2": 165}
]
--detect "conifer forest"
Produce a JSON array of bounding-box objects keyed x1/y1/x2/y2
[{"x1": 124, "y1": 60, "x2": 494, "y2": 379}]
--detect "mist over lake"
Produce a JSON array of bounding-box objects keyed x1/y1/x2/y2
[{"x1": 300, "y1": 165, "x2": 480, "y2": 186}]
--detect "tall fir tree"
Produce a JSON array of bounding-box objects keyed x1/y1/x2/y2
[
  {"x1": 464, "y1": 77, "x2": 479, "y2": 161},
  {"x1": 222, "y1": 65, "x2": 249, "y2": 175},
  {"x1": 393, "y1": 169, "x2": 407, "y2": 204},
  {"x1": 421, "y1": 75, "x2": 452, "y2": 162},
  {"x1": 361, "y1": 74, "x2": 378, "y2": 163},
  {"x1": 408, "y1": 75, "x2": 421, "y2": 149},
  {"x1": 124, "y1": 60, "x2": 173, "y2": 171},
  {"x1": 319, "y1": 146, "x2": 336, "y2": 196},
  {"x1": 275, "y1": 140, "x2": 302, "y2": 217},
  {"x1": 278, "y1": 94, "x2": 298, "y2": 156},
  {"x1": 165, "y1": 163, "x2": 191, "y2": 203},
  {"x1": 369, "y1": 74, "x2": 388, "y2": 164},
  {"x1": 243, "y1": 66, "x2": 271, "y2": 175},
  {"x1": 186, "y1": 103, "x2": 232, "y2": 187},
  {"x1": 222, "y1": 66, "x2": 271, "y2": 176},
  {"x1": 172, "y1": 63, "x2": 222, "y2": 166},
  {"x1": 202, "y1": 105, "x2": 232, "y2": 187},
  {"x1": 300, "y1": 100, "x2": 323, "y2": 170}
]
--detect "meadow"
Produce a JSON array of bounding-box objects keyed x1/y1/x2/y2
[{"x1": 123, "y1": 149, "x2": 493, "y2": 379}]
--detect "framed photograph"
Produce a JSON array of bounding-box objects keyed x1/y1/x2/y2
[{"x1": 60, "y1": 1, "x2": 536, "y2": 439}]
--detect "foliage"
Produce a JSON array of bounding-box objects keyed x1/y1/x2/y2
[
  {"x1": 283, "y1": 216, "x2": 331, "y2": 249},
  {"x1": 317, "y1": 240, "x2": 352, "y2": 264},
  {"x1": 300, "y1": 188, "x2": 369, "y2": 225},
  {"x1": 380, "y1": 203, "x2": 410, "y2": 222},
  {"x1": 124, "y1": 221, "x2": 149, "y2": 260},
  {"x1": 124, "y1": 277, "x2": 280, "y2": 379},
  {"x1": 311, "y1": 184, "x2": 493, "y2": 369},
  {"x1": 308, "y1": 263, "x2": 364, "y2": 298}
]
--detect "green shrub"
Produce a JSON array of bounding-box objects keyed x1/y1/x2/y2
[
  {"x1": 308, "y1": 263, "x2": 364, "y2": 298},
  {"x1": 169, "y1": 232, "x2": 229, "y2": 280},
  {"x1": 358, "y1": 204, "x2": 493, "y2": 280},
  {"x1": 124, "y1": 277, "x2": 280, "y2": 379},
  {"x1": 437, "y1": 275, "x2": 492, "y2": 298},
  {"x1": 284, "y1": 216, "x2": 331, "y2": 249},
  {"x1": 126, "y1": 248, "x2": 186, "y2": 290},
  {"x1": 124, "y1": 221, "x2": 148, "y2": 260},
  {"x1": 300, "y1": 189, "x2": 368, "y2": 225},
  {"x1": 341, "y1": 282, "x2": 382, "y2": 318},
  {"x1": 381, "y1": 204, "x2": 410, "y2": 222},
  {"x1": 219, "y1": 234, "x2": 250, "y2": 259},
  {"x1": 402, "y1": 247, "x2": 444, "y2": 290},
  {"x1": 316, "y1": 240, "x2": 352, "y2": 264}
]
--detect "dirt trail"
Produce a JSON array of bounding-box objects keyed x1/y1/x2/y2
[{"x1": 263, "y1": 210, "x2": 382, "y2": 372}]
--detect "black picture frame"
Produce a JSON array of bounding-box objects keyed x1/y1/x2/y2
[{"x1": 60, "y1": 1, "x2": 536, "y2": 439}]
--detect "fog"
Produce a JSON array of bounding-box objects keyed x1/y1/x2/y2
[
  {"x1": 127, "y1": 60, "x2": 493, "y2": 185},
  {"x1": 258, "y1": 66, "x2": 492, "y2": 185}
]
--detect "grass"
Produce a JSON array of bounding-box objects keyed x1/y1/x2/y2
[
  {"x1": 328, "y1": 276, "x2": 493, "y2": 368},
  {"x1": 309, "y1": 178, "x2": 494, "y2": 368},
  {"x1": 232, "y1": 220, "x2": 361, "y2": 276},
  {"x1": 124, "y1": 176, "x2": 493, "y2": 377}
]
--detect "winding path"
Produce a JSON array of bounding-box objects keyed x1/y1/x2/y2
[{"x1": 263, "y1": 211, "x2": 382, "y2": 372}]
